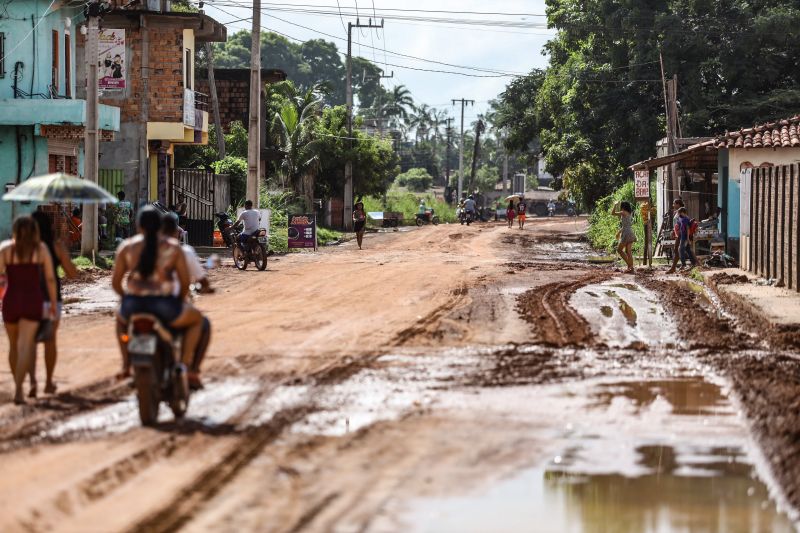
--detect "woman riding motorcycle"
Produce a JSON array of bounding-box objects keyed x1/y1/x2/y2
[{"x1": 111, "y1": 207, "x2": 203, "y2": 382}]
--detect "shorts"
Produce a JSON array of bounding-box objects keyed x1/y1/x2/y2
[
  {"x1": 518, "y1": 213, "x2": 526, "y2": 221},
  {"x1": 354, "y1": 220, "x2": 366, "y2": 233},
  {"x1": 120, "y1": 295, "x2": 183, "y2": 324},
  {"x1": 43, "y1": 301, "x2": 63, "y2": 321}
]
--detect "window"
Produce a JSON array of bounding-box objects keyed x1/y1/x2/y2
[
  {"x1": 64, "y1": 33, "x2": 71, "y2": 97},
  {"x1": 0, "y1": 33, "x2": 5, "y2": 78},
  {"x1": 51, "y1": 30, "x2": 59, "y2": 92},
  {"x1": 185, "y1": 48, "x2": 192, "y2": 90}
]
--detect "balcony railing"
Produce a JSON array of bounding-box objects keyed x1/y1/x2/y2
[{"x1": 194, "y1": 91, "x2": 208, "y2": 112}]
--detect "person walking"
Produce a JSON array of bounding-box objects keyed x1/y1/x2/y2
[
  {"x1": 612, "y1": 201, "x2": 636, "y2": 273},
  {"x1": 676, "y1": 207, "x2": 698, "y2": 271},
  {"x1": 517, "y1": 198, "x2": 527, "y2": 230},
  {"x1": 506, "y1": 201, "x2": 516, "y2": 229},
  {"x1": 28, "y1": 211, "x2": 79, "y2": 397},
  {"x1": 116, "y1": 191, "x2": 133, "y2": 240},
  {"x1": 666, "y1": 198, "x2": 684, "y2": 274},
  {"x1": 0, "y1": 216, "x2": 58, "y2": 404},
  {"x1": 353, "y1": 201, "x2": 367, "y2": 250}
]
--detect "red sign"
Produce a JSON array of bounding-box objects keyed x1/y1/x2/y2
[{"x1": 288, "y1": 213, "x2": 317, "y2": 250}]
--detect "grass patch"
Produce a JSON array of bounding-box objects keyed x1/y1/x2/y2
[
  {"x1": 72, "y1": 255, "x2": 114, "y2": 270},
  {"x1": 362, "y1": 190, "x2": 456, "y2": 225},
  {"x1": 317, "y1": 227, "x2": 344, "y2": 246}
]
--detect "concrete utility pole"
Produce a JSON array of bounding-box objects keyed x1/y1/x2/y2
[
  {"x1": 81, "y1": 2, "x2": 101, "y2": 257},
  {"x1": 502, "y1": 131, "x2": 509, "y2": 194},
  {"x1": 206, "y1": 42, "x2": 225, "y2": 159},
  {"x1": 345, "y1": 18, "x2": 383, "y2": 230},
  {"x1": 445, "y1": 117, "x2": 453, "y2": 190},
  {"x1": 246, "y1": 0, "x2": 261, "y2": 206},
  {"x1": 451, "y1": 98, "x2": 474, "y2": 201}
]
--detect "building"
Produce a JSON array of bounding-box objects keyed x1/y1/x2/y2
[
  {"x1": 632, "y1": 115, "x2": 800, "y2": 289},
  {"x1": 75, "y1": 2, "x2": 226, "y2": 207},
  {"x1": 0, "y1": 0, "x2": 120, "y2": 237}
]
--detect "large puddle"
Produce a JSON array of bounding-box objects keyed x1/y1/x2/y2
[{"x1": 383, "y1": 377, "x2": 797, "y2": 532}]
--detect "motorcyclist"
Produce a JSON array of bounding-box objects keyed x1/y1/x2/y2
[
  {"x1": 547, "y1": 199, "x2": 556, "y2": 216},
  {"x1": 464, "y1": 195, "x2": 477, "y2": 219},
  {"x1": 235, "y1": 200, "x2": 261, "y2": 245},
  {"x1": 162, "y1": 215, "x2": 212, "y2": 389}
]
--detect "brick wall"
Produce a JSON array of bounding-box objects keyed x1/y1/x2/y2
[{"x1": 196, "y1": 69, "x2": 287, "y2": 133}]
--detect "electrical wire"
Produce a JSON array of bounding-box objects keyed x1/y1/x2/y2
[
  {"x1": 0, "y1": 0, "x2": 57, "y2": 66},
  {"x1": 249, "y1": 1, "x2": 549, "y2": 18},
  {"x1": 333, "y1": 0, "x2": 347, "y2": 36}
]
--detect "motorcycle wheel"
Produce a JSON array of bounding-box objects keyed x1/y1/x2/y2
[
  {"x1": 416, "y1": 218, "x2": 424, "y2": 227},
  {"x1": 432, "y1": 216, "x2": 440, "y2": 225},
  {"x1": 254, "y1": 244, "x2": 268, "y2": 271},
  {"x1": 233, "y1": 244, "x2": 248, "y2": 270},
  {"x1": 134, "y1": 366, "x2": 160, "y2": 426},
  {"x1": 170, "y1": 366, "x2": 190, "y2": 419}
]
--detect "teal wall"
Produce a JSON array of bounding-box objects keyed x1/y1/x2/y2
[{"x1": 0, "y1": 125, "x2": 50, "y2": 238}]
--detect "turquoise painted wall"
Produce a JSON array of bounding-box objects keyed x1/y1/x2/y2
[
  {"x1": 0, "y1": 0, "x2": 80, "y2": 99},
  {"x1": 0, "y1": 125, "x2": 50, "y2": 238}
]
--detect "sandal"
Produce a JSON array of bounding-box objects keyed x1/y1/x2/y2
[{"x1": 44, "y1": 382, "x2": 57, "y2": 395}]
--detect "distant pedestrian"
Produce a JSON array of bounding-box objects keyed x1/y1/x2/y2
[
  {"x1": 116, "y1": 191, "x2": 132, "y2": 240},
  {"x1": 353, "y1": 201, "x2": 366, "y2": 250},
  {"x1": 517, "y1": 198, "x2": 527, "y2": 229},
  {"x1": 612, "y1": 201, "x2": 636, "y2": 273},
  {"x1": 506, "y1": 201, "x2": 515, "y2": 229},
  {"x1": 666, "y1": 198, "x2": 684, "y2": 274},
  {"x1": 676, "y1": 207, "x2": 698, "y2": 270},
  {"x1": 69, "y1": 208, "x2": 82, "y2": 245}
]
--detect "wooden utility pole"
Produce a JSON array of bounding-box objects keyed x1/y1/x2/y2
[
  {"x1": 247, "y1": 0, "x2": 261, "y2": 205},
  {"x1": 502, "y1": 138, "x2": 509, "y2": 194},
  {"x1": 445, "y1": 117, "x2": 453, "y2": 189},
  {"x1": 206, "y1": 42, "x2": 225, "y2": 159},
  {"x1": 81, "y1": 3, "x2": 101, "y2": 257},
  {"x1": 468, "y1": 119, "x2": 485, "y2": 194},
  {"x1": 451, "y1": 98, "x2": 474, "y2": 201},
  {"x1": 345, "y1": 17, "x2": 383, "y2": 230}
]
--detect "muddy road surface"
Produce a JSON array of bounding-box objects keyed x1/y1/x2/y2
[{"x1": 1, "y1": 217, "x2": 799, "y2": 532}]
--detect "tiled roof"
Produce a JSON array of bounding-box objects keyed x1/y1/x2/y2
[{"x1": 715, "y1": 115, "x2": 800, "y2": 149}]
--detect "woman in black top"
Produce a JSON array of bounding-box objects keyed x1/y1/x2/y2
[
  {"x1": 353, "y1": 201, "x2": 367, "y2": 250},
  {"x1": 30, "y1": 211, "x2": 78, "y2": 396}
]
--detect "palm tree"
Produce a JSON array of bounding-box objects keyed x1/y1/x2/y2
[
  {"x1": 382, "y1": 85, "x2": 415, "y2": 138},
  {"x1": 272, "y1": 82, "x2": 325, "y2": 210}
]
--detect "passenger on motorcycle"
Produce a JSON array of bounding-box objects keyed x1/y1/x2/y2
[
  {"x1": 235, "y1": 200, "x2": 261, "y2": 245},
  {"x1": 111, "y1": 207, "x2": 204, "y2": 381},
  {"x1": 162, "y1": 216, "x2": 212, "y2": 388}
]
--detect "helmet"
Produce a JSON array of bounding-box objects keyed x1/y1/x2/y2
[{"x1": 468, "y1": 195, "x2": 474, "y2": 200}]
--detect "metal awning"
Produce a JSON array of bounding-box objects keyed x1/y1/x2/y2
[{"x1": 629, "y1": 140, "x2": 718, "y2": 171}]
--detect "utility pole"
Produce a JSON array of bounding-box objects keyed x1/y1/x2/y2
[
  {"x1": 206, "y1": 42, "x2": 225, "y2": 159},
  {"x1": 445, "y1": 117, "x2": 453, "y2": 190},
  {"x1": 81, "y1": 1, "x2": 102, "y2": 257},
  {"x1": 247, "y1": 0, "x2": 261, "y2": 206},
  {"x1": 345, "y1": 17, "x2": 383, "y2": 231},
  {"x1": 451, "y1": 98, "x2": 474, "y2": 201},
  {"x1": 502, "y1": 131, "x2": 509, "y2": 194},
  {"x1": 363, "y1": 69, "x2": 392, "y2": 137}
]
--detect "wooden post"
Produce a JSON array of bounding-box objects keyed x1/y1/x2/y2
[{"x1": 205, "y1": 42, "x2": 225, "y2": 159}]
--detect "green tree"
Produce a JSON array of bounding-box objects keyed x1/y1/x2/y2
[{"x1": 396, "y1": 168, "x2": 434, "y2": 192}]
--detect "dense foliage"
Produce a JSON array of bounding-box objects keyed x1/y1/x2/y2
[
  {"x1": 494, "y1": 0, "x2": 800, "y2": 208},
  {"x1": 395, "y1": 168, "x2": 434, "y2": 192}
]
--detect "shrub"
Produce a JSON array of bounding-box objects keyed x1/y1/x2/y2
[
  {"x1": 212, "y1": 156, "x2": 247, "y2": 208},
  {"x1": 361, "y1": 191, "x2": 456, "y2": 224},
  {"x1": 587, "y1": 181, "x2": 651, "y2": 256},
  {"x1": 395, "y1": 168, "x2": 433, "y2": 192}
]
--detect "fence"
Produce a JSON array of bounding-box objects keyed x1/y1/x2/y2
[
  {"x1": 99, "y1": 169, "x2": 124, "y2": 197},
  {"x1": 171, "y1": 169, "x2": 231, "y2": 247},
  {"x1": 747, "y1": 164, "x2": 799, "y2": 291}
]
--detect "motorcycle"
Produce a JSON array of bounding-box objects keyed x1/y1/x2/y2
[
  {"x1": 460, "y1": 210, "x2": 475, "y2": 226},
  {"x1": 415, "y1": 210, "x2": 440, "y2": 226},
  {"x1": 124, "y1": 314, "x2": 190, "y2": 426},
  {"x1": 215, "y1": 212, "x2": 236, "y2": 247},
  {"x1": 232, "y1": 224, "x2": 268, "y2": 271},
  {"x1": 547, "y1": 203, "x2": 556, "y2": 217}
]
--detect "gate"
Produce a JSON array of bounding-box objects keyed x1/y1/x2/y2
[
  {"x1": 99, "y1": 169, "x2": 125, "y2": 197},
  {"x1": 748, "y1": 164, "x2": 799, "y2": 291},
  {"x1": 171, "y1": 168, "x2": 215, "y2": 247}
]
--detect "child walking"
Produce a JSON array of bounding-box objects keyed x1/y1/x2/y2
[{"x1": 612, "y1": 201, "x2": 636, "y2": 273}]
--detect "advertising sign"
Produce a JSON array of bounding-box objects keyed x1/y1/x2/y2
[
  {"x1": 634, "y1": 169, "x2": 650, "y2": 199},
  {"x1": 98, "y1": 29, "x2": 126, "y2": 89},
  {"x1": 183, "y1": 89, "x2": 196, "y2": 127},
  {"x1": 288, "y1": 213, "x2": 317, "y2": 250}
]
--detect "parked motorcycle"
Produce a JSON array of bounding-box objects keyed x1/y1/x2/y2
[
  {"x1": 415, "y1": 210, "x2": 440, "y2": 226},
  {"x1": 124, "y1": 314, "x2": 190, "y2": 426},
  {"x1": 232, "y1": 224, "x2": 268, "y2": 271},
  {"x1": 215, "y1": 212, "x2": 236, "y2": 247}
]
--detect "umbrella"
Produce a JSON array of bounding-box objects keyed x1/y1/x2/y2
[
  {"x1": 504, "y1": 194, "x2": 521, "y2": 204},
  {"x1": 2, "y1": 173, "x2": 118, "y2": 204}
]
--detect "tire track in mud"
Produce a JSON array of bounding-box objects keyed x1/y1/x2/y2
[
  {"x1": 516, "y1": 270, "x2": 612, "y2": 347},
  {"x1": 390, "y1": 284, "x2": 471, "y2": 346}
]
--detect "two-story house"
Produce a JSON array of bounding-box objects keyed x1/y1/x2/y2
[
  {"x1": 77, "y1": 1, "x2": 226, "y2": 208},
  {"x1": 0, "y1": 0, "x2": 121, "y2": 238}
]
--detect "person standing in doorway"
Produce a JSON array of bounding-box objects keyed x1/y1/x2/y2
[
  {"x1": 612, "y1": 201, "x2": 636, "y2": 273},
  {"x1": 353, "y1": 201, "x2": 367, "y2": 250},
  {"x1": 666, "y1": 198, "x2": 684, "y2": 274},
  {"x1": 116, "y1": 191, "x2": 133, "y2": 240},
  {"x1": 0, "y1": 216, "x2": 58, "y2": 404},
  {"x1": 517, "y1": 198, "x2": 527, "y2": 230}
]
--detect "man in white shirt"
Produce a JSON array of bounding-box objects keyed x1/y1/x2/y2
[{"x1": 236, "y1": 200, "x2": 261, "y2": 244}]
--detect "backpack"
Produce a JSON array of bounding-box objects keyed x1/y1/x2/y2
[{"x1": 688, "y1": 218, "x2": 699, "y2": 238}]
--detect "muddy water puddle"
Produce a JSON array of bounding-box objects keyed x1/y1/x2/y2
[
  {"x1": 572, "y1": 279, "x2": 676, "y2": 348},
  {"x1": 381, "y1": 376, "x2": 797, "y2": 532}
]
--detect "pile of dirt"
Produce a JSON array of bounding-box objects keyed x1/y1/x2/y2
[{"x1": 709, "y1": 272, "x2": 750, "y2": 285}]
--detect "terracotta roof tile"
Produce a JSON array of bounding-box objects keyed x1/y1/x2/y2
[{"x1": 717, "y1": 115, "x2": 800, "y2": 149}]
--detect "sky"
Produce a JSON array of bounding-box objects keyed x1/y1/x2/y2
[{"x1": 203, "y1": 0, "x2": 554, "y2": 123}]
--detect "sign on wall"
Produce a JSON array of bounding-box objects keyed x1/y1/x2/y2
[
  {"x1": 183, "y1": 89, "x2": 196, "y2": 127},
  {"x1": 98, "y1": 29, "x2": 126, "y2": 89},
  {"x1": 288, "y1": 213, "x2": 317, "y2": 250},
  {"x1": 634, "y1": 169, "x2": 650, "y2": 199}
]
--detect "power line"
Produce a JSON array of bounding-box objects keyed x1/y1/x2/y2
[
  {"x1": 253, "y1": 2, "x2": 549, "y2": 17},
  {"x1": 333, "y1": 0, "x2": 347, "y2": 35},
  {"x1": 0, "y1": 0, "x2": 57, "y2": 66}
]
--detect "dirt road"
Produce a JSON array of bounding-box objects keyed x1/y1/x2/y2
[{"x1": 0, "y1": 218, "x2": 799, "y2": 532}]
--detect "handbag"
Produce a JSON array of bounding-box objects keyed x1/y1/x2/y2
[{"x1": 36, "y1": 319, "x2": 55, "y2": 343}]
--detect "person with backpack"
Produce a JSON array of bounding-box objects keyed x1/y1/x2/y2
[
  {"x1": 676, "y1": 207, "x2": 698, "y2": 270},
  {"x1": 666, "y1": 198, "x2": 684, "y2": 274}
]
